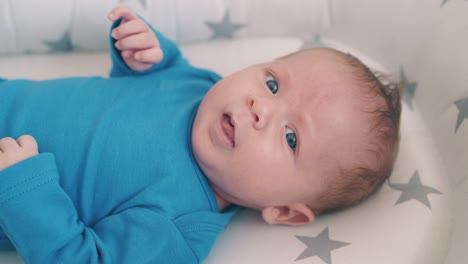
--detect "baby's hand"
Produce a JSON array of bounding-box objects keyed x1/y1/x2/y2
[
  {"x1": 0, "y1": 135, "x2": 39, "y2": 171},
  {"x1": 108, "y1": 6, "x2": 163, "y2": 71}
]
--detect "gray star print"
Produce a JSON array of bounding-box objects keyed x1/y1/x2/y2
[
  {"x1": 43, "y1": 31, "x2": 73, "y2": 52},
  {"x1": 389, "y1": 171, "x2": 442, "y2": 210},
  {"x1": 400, "y1": 66, "x2": 417, "y2": 110},
  {"x1": 295, "y1": 227, "x2": 350, "y2": 264},
  {"x1": 205, "y1": 10, "x2": 245, "y2": 39},
  {"x1": 454, "y1": 96, "x2": 468, "y2": 133}
]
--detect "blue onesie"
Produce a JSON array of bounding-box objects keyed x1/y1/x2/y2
[{"x1": 0, "y1": 19, "x2": 238, "y2": 263}]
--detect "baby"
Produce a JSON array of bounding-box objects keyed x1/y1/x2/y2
[{"x1": 0, "y1": 6, "x2": 401, "y2": 264}]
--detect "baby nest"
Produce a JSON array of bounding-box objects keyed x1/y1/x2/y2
[{"x1": 0, "y1": 0, "x2": 465, "y2": 263}]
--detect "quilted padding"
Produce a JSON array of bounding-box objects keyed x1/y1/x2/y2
[{"x1": 0, "y1": 0, "x2": 328, "y2": 54}]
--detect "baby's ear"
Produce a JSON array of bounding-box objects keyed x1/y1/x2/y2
[{"x1": 261, "y1": 203, "x2": 314, "y2": 226}]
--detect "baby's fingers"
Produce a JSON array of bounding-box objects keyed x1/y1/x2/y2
[
  {"x1": 108, "y1": 6, "x2": 137, "y2": 22},
  {"x1": 0, "y1": 137, "x2": 18, "y2": 152},
  {"x1": 114, "y1": 32, "x2": 158, "y2": 51},
  {"x1": 16, "y1": 135, "x2": 38, "y2": 153},
  {"x1": 134, "y1": 48, "x2": 164, "y2": 64},
  {"x1": 122, "y1": 56, "x2": 154, "y2": 72},
  {"x1": 111, "y1": 19, "x2": 148, "y2": 40}
]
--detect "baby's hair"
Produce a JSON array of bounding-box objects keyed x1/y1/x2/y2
[{"x1": 314, "y1": 48, "x2": 402, "y2": 214}]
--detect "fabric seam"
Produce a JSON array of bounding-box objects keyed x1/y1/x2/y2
[
  {"x1": 0, "y1": 176, "x2": 56, "y2": 207},
  {"x1": 0, "y1": 169, "x2": 56, "y2": 197}
]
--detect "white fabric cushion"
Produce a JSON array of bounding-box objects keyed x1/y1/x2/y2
[{"x1": 0, "y1": 0, "x2": 328, "y2": 54}]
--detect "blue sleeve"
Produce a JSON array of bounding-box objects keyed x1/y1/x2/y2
[
  {"x1": 109, "y1": 17, "x2": 188, "y2": 77},
  {"x1": 0, "y1": 154, "x2": 198, "y2": 264}
]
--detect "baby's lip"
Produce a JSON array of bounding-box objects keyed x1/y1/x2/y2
[{"x1": 222, "y1": 113, "x2": 235, "y2": 147}]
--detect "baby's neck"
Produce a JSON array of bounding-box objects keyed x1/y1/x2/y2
[{"x1": 214, "y1": 192, "x2": 231, "y2": 212}]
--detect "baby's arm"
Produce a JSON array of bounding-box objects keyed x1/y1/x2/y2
[
  {"x1": 0, "y1": 137, "x2": 198, "y2": 263},
  {"x1": 0, "y1": 135, "x2": 38, "y2": 171},
  {"x1": 108, "y1": 6, "x2": 188, "y2": 77}
]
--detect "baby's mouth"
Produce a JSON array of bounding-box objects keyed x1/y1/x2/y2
[{"x1": 221, "y1": 113, "x2": 235, "y2": 147}]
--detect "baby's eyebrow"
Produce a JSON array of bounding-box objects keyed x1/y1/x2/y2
[
  {"x1": 265, "y1": 65, "x2": 282, "y2": 86},
  {"x1": 294, "y1": 124, "x2": 303, "y2": 161},
  {"x1": 294, "y1": 110, "x2": 317, "y2": 164},
  {"x1": 272, "y1": 63, "x2": 293, "y2": 90}
]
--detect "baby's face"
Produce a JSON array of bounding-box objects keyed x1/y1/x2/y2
[{"x1": 191, "y1": 49, "x2": 369, "y2": 218}]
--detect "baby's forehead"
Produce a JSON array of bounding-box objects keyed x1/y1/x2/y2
[
  {"x1": 273, "y1": 50, "x2": 361, "y2": 99},
  {"x1": 275, "y1": 49, "x2": 354, "y2": 85}
]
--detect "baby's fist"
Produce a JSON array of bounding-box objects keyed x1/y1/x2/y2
[
  {"x1": 108, "y1": 6, "x2": 163, "y2": 71},
  {"x1": 0, "y1": 135, "x2": 38, "y2": 171}
]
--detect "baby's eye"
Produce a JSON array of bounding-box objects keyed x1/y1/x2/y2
[
  {"x1": 266, "y1": 75, "x2": 278, "y2": 94},
  {"x1": 285, "y1": 127, "x2": 297, "y2": 151}
]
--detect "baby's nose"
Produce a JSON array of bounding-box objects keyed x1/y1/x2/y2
[{"x1": 248, "y1": 97, "x2": 273, "y2": 130}]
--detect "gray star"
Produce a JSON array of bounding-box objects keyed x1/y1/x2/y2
[
  {"x1": 440, "y1": 0, "x2": 468, "y2": 7},
  {"x1": 295, "y1": 228, "x2": 350, "y2": 264},
  {"x1": 205, "y1": 10, "x2": 245, "y2": 39},
  {"x1": 43, "y1": 31, "x2": 73, "y2": 52},
  {"x1": 454, "y1": 96, "x2": 468, "y2": 133},
  {"x1": 301, "y1": 33, "x2": 322, "y2": 50},
  {"x1": 400, "y1": 66, "x2": 417, "y2": 110},
  {"x1": 389, "y1": 171, "x2": 442, "y2": 210}
]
